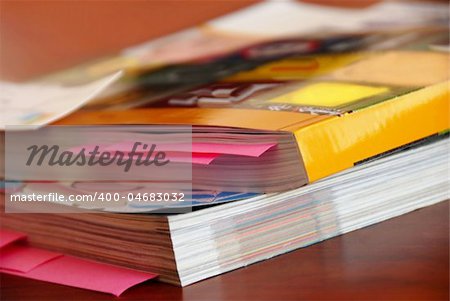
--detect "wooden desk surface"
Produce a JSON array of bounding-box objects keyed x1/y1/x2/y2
[
  {"x1": 2, "y1": 202, "x2": 448, "y2": 301},
  {"x1": 1, "y1": 1, "x2": 448, "y2": 300}
]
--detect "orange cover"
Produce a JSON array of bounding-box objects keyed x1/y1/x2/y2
[{"x1": 56, "y1": 79, "x2": 449, "y2": 183}]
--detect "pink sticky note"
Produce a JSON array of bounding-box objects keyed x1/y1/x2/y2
[
  {"x1": 192, "y1": 143, "x2": 277, "y2": 157},
  {"x1": 0, "y1": 229, "x2": 26, "y2": 248},
  {"x1": 0, "y1": 244, "x2": 62, "y2": 272},
  {"x1": 0, "y1": 229, "x2": 158, "y2": 295},
  {"x1": 107, "y1": 141, "x2": 277, "y2": 157},
  {"x1": 1, "y1": 256, "x2": 158, "y2": 296},
  {"x1": 193, "y1": 153, "x2": 219, "y2": 164},
  {"x1": 69, "y1": 143, "x2": 221, "y2": 165},
  {"x1": 117, "y1": 151, "x2": 221, "y2": 165},
  {"x1": 170, "y1": 152, "x2": 220, "y2": 165}
]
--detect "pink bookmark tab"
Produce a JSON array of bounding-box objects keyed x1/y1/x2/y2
[
  {"x1": 0, "y1": 244, "x2": 62, "y2": 273},
  {"x1": 154, "y1": 151, "x2": 221, "y2": 165},
  {"x1": 0, "y1": 229, "x2": 26, "y2": 248},
  {"x1": 68, "y1": 144, "x2": 221, "y2": 165},
  {"x1": 106, "y1": 141, "x2": 277, "y2": 157},
  {"x1": 191, "y1": 142, "x2": 277, "y2": 157},
  {"x1": 0, "y1": 229, "x2": 158, "y2": 296},
  {"x1": 113, "y1": 151, "x2": 221, "y2": 165},
  {"x1": 1, "y1": 256, "x2": 157, "y2": 296}
]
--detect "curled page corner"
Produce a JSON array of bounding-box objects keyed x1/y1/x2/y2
[{"x1": 0, "y1": 70, "x2": 123, "y2": 130}]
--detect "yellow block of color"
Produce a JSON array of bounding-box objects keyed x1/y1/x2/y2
[
  {"x1": 224, "y1": 53, "x2": 363, "y2": 82},
  {"x1": 293, "y1": 80, "x2": 450, "y2": 182},
  {"x1": 270, "y1": 82, "x2": 389, "y2": 107}
]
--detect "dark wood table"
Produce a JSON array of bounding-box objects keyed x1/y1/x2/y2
[
  {"x1": 2, "y1": 202, "x2": 448, "y2": 301},
  {"x1": 1, "y1": 1, "x2": 449, "y2": 300}
]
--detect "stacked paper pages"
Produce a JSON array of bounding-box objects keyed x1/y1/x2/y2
[
  {"x1": 2, "y1": 0, "x2": 449, "y2": 292},
  {"x1": 3, "y1": 137, "x2": 448, "y2": 285}
]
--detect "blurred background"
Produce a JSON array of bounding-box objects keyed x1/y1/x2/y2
[{"x1": 0, "y1": 0, "x2": 388, "y2": 81}]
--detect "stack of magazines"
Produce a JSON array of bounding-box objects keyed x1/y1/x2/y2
[{"x1": 2, "y1": 0, "x2": 449, "y2": 288}]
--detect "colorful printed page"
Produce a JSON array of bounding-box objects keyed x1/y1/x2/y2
[
  {"x1": 122, "y1": 1, "x2": 447, "y2": 67},
  {"x1": 0, "y1": 229, "x2": 157, "y2": 296},
  {"x1": 0, "y1": 71, "x2": 121, "y2": 130},
  {"x1": 39, "y1": 1, "x2": 448, "y2": 83},
  {"x1": 208, "y1": 0, "x2": 448, "y2": 37}
]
